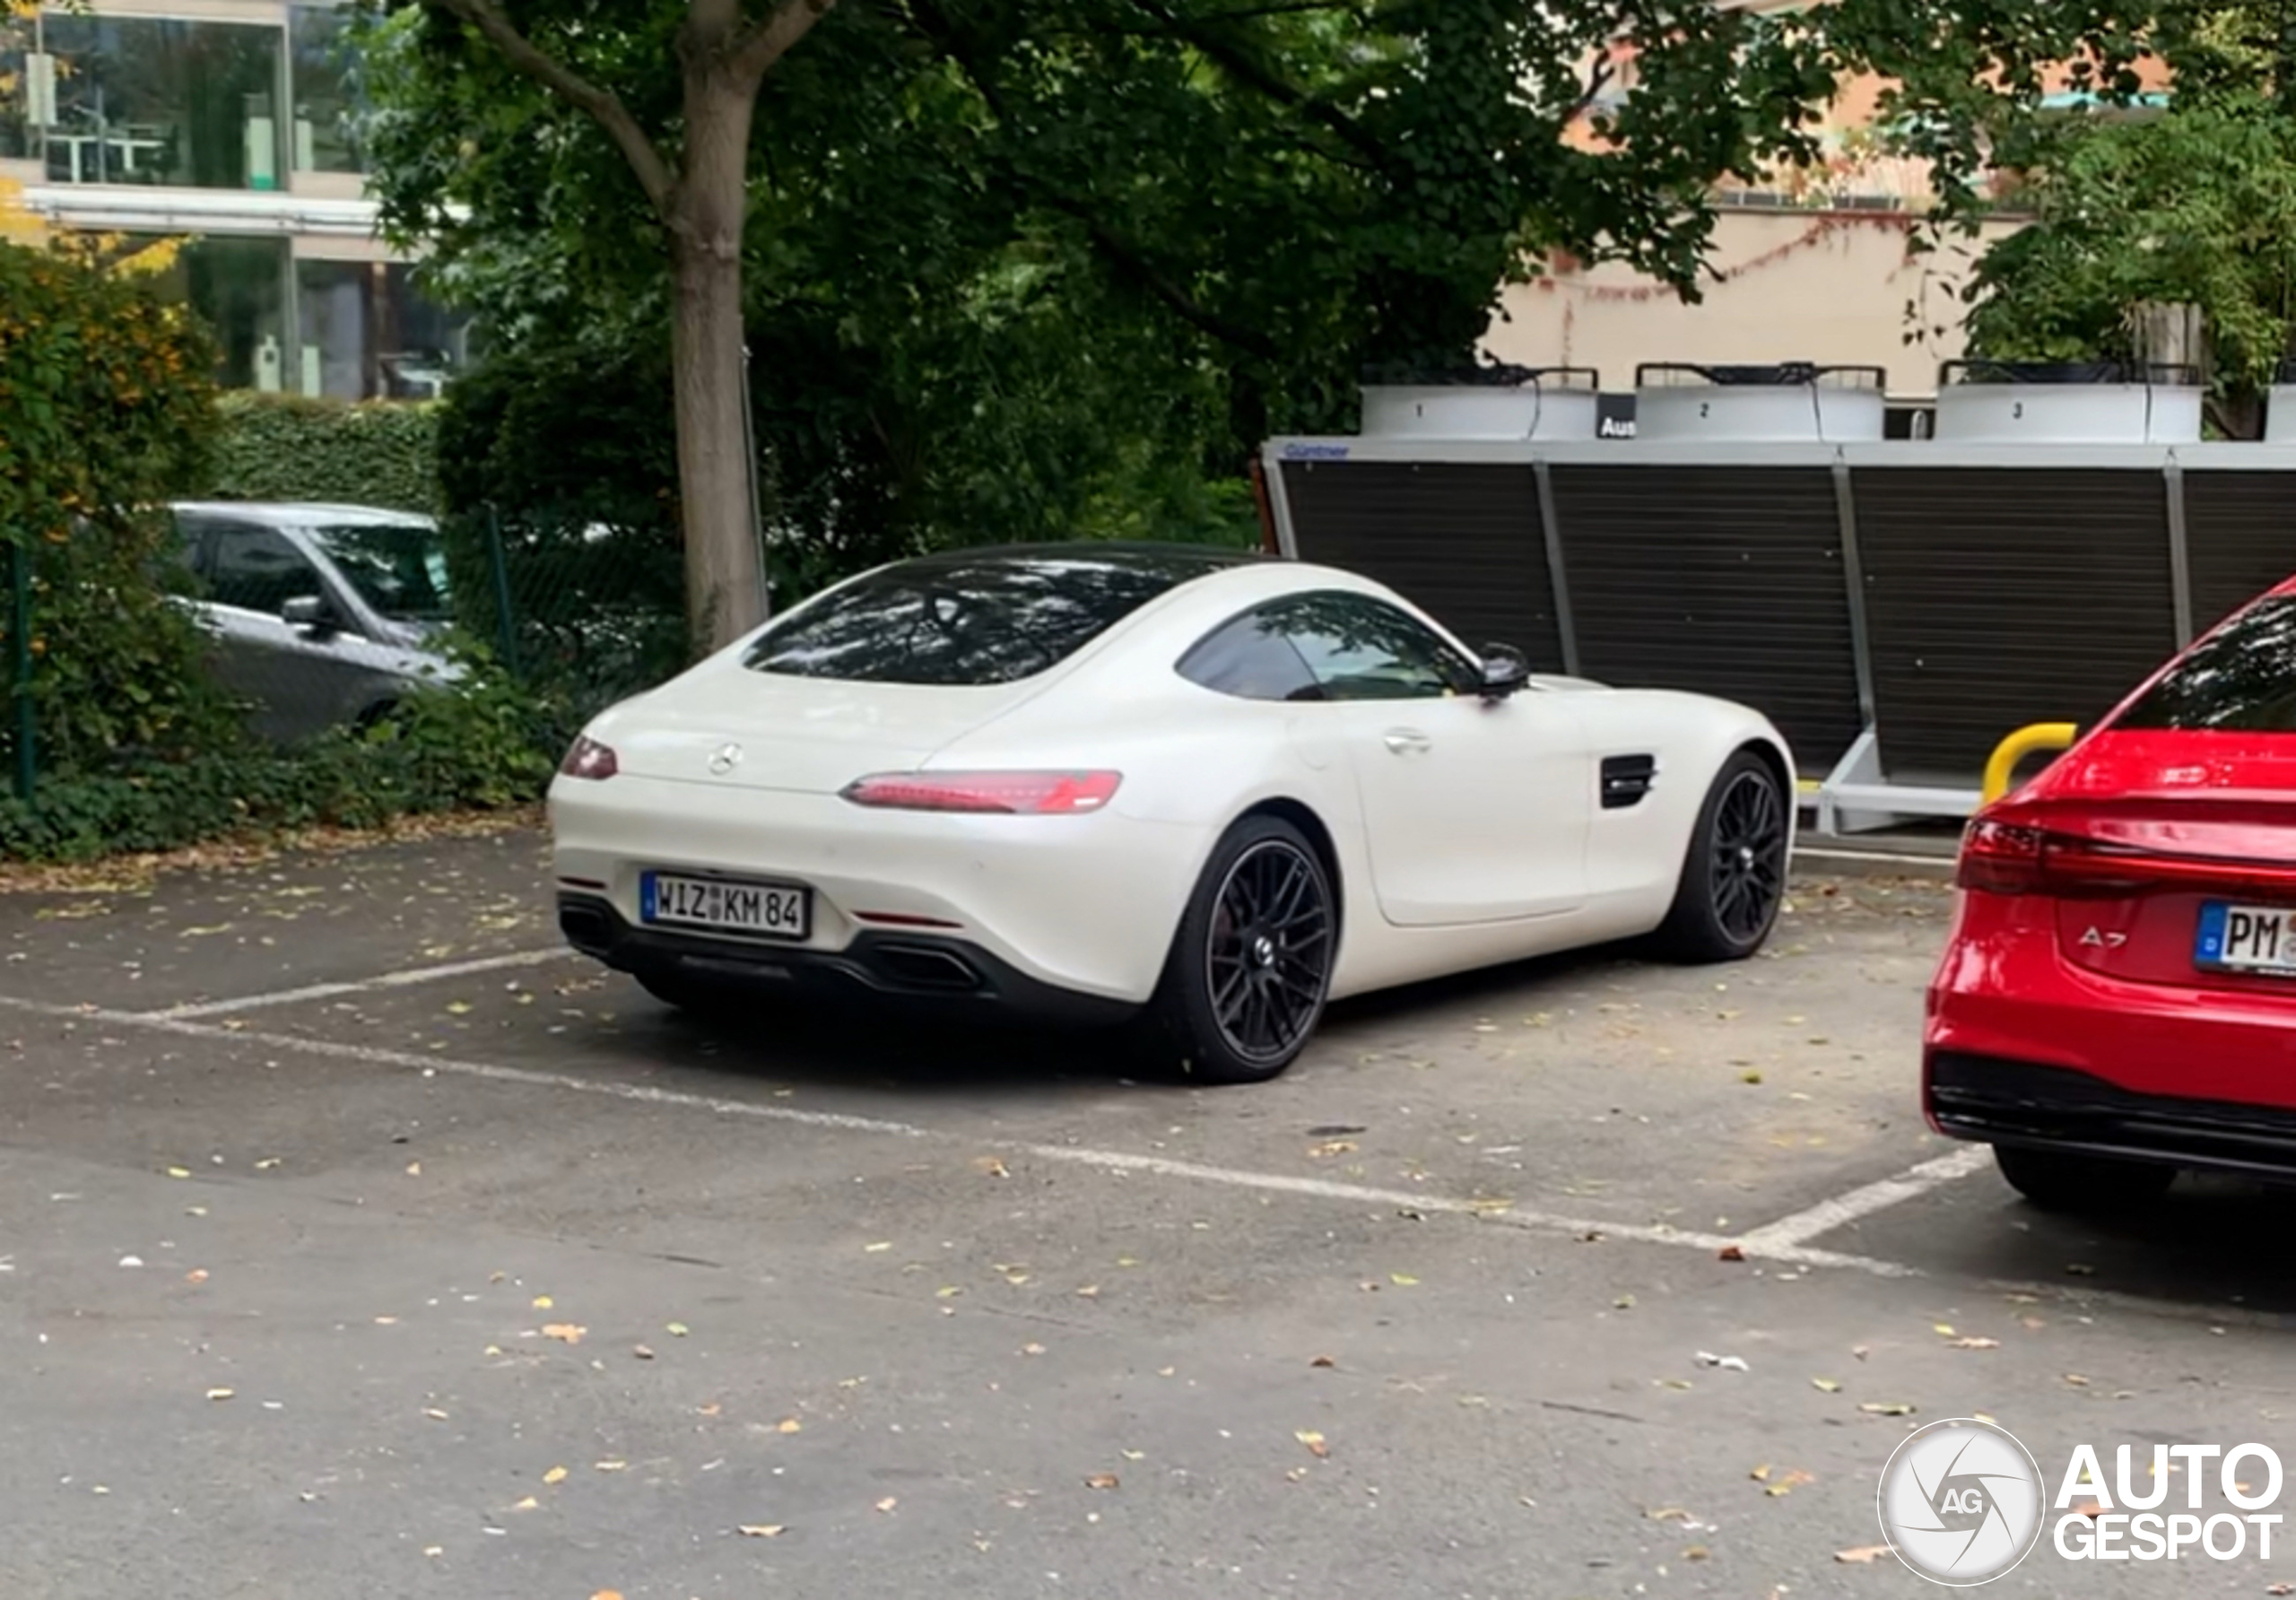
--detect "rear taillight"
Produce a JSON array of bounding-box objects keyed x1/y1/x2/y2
[
  {"x1": 840, "y1": 770, "x2": 1122, "y2": 814},
  {"x1": 1956, "y1": 817, "x2": 2045, "y2": 894},
  {"x1": 560, "y1": 735, "x2": 619, "y2": 780}
]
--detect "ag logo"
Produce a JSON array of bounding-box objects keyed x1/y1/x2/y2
[{"x1": 1877, "y1": 1418, "x2": 2045, "y2": 1586}]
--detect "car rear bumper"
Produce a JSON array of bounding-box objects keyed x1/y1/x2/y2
[
  {"x1": 1926, "y1": 1051, "x2": 2296, "y2": 1179},
  {"x1": 558, "y1": 892, "x2": 1141, "y2": 1030}
]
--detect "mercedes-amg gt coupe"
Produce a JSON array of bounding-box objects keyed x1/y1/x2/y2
[{"x1": 551, "y1": 543, "x2": 1796, "y2": 1082}]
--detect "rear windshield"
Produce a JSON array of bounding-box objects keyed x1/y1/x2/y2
[
  {"x1": 2114, "y1": 596, "x2": 2296, "y2": 732},
  {"x1": 744, "y1": 551, "x2": 1222, "y2": 685}
]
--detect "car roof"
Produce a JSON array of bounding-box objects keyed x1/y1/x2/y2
[
  {"x1": 883, "y1": 540, "x2": 1267, "y2": 577},
  {"x1": 170, "y1": 500, "x2": 436, "y2": 527}
]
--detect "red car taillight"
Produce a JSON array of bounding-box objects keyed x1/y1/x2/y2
[
  {"x1": 840, "y1": 770, "x2": 1122, "y2": 814},
  {"x1": 1956, "y1": 817, "x2": 2045, "y2": 894},
  {"x1": 560, "y1": 735, "x2": 619, "y2": 780}
]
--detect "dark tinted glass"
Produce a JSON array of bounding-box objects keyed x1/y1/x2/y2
[
  {"x1": 207, "y1": 524, "x2": 321, "y2": 613},
  {"x1": 1264, "y1": 591, "x2": 1475, "y2": 701},
  {"x1": 2116, "y1": 596, "x2": 2296, "y2": 732},
  {"x1": 1177, "y1": 610, "x2": 1322, "y2": 701},
  {"x1": 746, "y1": 549, "x2": 1237, "y2": 685},
  {"x1": 309, "y1": 521, "x2": 450, "y2": 620}
]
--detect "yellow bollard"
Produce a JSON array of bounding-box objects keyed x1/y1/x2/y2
[{"x1": 1981, "y1": 722, "x2": 2079, "y2": 804}]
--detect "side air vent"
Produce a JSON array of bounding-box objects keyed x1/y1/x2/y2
[{"x1": 1601, "y1": 754, "x2": 1658, "y2": 810}]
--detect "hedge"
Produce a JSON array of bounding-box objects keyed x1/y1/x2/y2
[{"x1": 205, "y1": 391, "x2": 440, "y2": 514}]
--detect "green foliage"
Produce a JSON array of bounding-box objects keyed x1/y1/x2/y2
[
  {"x1": 0, "y1": 238, "x2": 234, "y2": 776},
  {"x1": 207, "y1": 391, "x2": 441, "y2": 514},
  {"x1": 356, "y1": 0, "x2": 1877, "y2": 588},
  {"x1": 0, "y1": 647, "x2": 552, "y2": 862}
]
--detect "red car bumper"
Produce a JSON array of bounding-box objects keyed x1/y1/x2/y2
[{"x1": 1924, "y1": 893, "x2": 2296, "y2": 1178}]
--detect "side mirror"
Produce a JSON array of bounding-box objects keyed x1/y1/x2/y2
[
  {"x1": 281, "y1": 595, "x2": 333, "y2": 633},
  {"x1": 1477, "y1": 643, "x2": 1532, "y2": 700}
]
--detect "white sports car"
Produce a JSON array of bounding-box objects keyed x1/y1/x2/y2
[{"x1": 550, "y1": 543, "x2": 1795, "y2": 1083}]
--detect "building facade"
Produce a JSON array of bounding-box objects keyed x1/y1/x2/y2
[{"x1": 0, "y1": 0, "x2": 469, "y2": 399}]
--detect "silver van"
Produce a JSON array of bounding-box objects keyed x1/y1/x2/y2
[{"x1": 168, "y1": 501, "x2": 460, "y2": 743}]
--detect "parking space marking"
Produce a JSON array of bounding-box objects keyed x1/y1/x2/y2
[
  {"x1": 139, "y1": 947, "x2": 577, "y2": 1021},
  {"x1": 1734, "y1": 1145, "x2": 1994, "y2": 1252},
  {"x1": 0, "y1": 993, "x2": 1919, "y2": 1278}
]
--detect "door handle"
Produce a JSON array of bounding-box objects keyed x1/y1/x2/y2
[{"x1": 1382, "y1": 729, "x2": 1432, "y2": 755}]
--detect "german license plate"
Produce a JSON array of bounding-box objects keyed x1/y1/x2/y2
[
  {"x1": 640, "y1": 872, "x2": 810, "y2": 941},
  {"x1": 2195, "y1": 902, "x2": 2296, "y2": 974}
]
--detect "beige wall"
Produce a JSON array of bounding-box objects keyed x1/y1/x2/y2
[{"x1": 1483, "y1": 209, "x2": 2023, "y2": 398}]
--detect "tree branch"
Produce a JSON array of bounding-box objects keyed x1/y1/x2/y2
[
  {"x1": 731, "y1": 0, "x2": 839, "y2": 82},
  {"x1": 423, "y1": 0, "x2": 676, "y2": 215},
  {"x1": 1122, "y1": 0, "x2": 1392, "y2": 172}
]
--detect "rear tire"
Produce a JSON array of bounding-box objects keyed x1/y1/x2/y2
[
  {"x1": 1994, "y1": 1143, "x2": 2176, "y2": 1213},
  {"x1": 1141, "y1": 815, "x2": 1335, "y2": 1085},
  {"x1": 1654, "y1": 750, "x2": 1789, "y2": 963}
]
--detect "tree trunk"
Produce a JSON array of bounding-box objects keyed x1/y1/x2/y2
[{"x1": 669, "y1": 68, "x2": 766, "y2": 657}]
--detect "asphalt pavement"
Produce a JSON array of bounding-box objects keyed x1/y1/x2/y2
[{"x1": 1, "y1": 826, "x2": 2289, "y2": 1599}]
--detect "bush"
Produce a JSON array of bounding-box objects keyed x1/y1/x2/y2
[
  {"x1": 0, "y1": 239, "x2": 236, "y2": 777},
  {"x1": 0, "y1": 647, "x2": 554, "y2": 861},
  {"x1": 206, "y1": 392, "x2": 440, "y2": 514}
]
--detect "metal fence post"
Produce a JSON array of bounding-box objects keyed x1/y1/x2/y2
[
  {"x1": 484, "y1": 504, "x2": 521, "y2": 679},
  {"x1": 10, "y1": 539, "x2": 34, "y2": 804}
]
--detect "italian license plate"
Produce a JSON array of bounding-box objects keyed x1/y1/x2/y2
[
  {"x1": 2195, "y1": 902, "x2": 2296, "y2": 974},
  {"x1": 640, "y1": 872, "x2": 811, "y2": 941}
]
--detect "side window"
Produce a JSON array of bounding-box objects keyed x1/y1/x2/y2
[
  {"x1": 1265, "y1": 592, "x2": 1476, "y2": 701},
  {"x1": 207, "y1": 525, "x2": 322, "y2": 615},
  {"x1": 1176, "y1": 609, "x2": 1323, "y2": 701}
]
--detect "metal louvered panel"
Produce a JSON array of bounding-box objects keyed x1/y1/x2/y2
[
  {"x1": 1853, "y1": 469, "x2": 2177, "y2": 783},
  {"x1": 1547, "y1": 465, "x2": 1861, "y2": 773},
  {"x1": 2182, "y1": 472, "x2": 2296, "y2": 636},
  {"x1": 1278, "y1": 461, "x2": 1564, "y2": 670}
]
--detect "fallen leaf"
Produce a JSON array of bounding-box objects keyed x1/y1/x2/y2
[
  {"x1": 1122, "y1": 1449, "x2": 1144, "y2": 1461},
  {"x1": 185, "y1": 1269, "x2": 208, "y2": 1284},
  {"x1": 165, "y1": 1166, "x2": 191, "y2": 1179},
  {"x1": 1812, "y1": 1378, "x2": 1842, "y2": 1393},
  {"x1": 1852, "y1": 1344, "x2": 1871, "y2": 1361},
  {"x1": 1717, "y1": 1245, "x2": 1746, "y2": 1262},
  {"x1": 737, "y1": 1525, "x2": 787, "y2": 1538},
  {"x1": 1308, "y1": 1140, "x2": 1359, "y2": 1158},
  {"x1": 423, "y1": 1408, "x2": 449, "y2": 1421},
  {"x1": 1084, "y1": 1474, "x2": 1120, "y2": 1490},
  {"x1": 445, "y1": 1001, "x2": 473, "y2": 1015},
  {"x1": 1390, "y1": 1274, "x2": 1419, "y2": 1287},
  {"x1": 542, "y1": 1324, "x2": 587, "y2": 1344},
  {"x1": 206, "y1": 1387, "x2": 235, "y2": 1402},
  {"x1": 511, "y1": 1497, "x2": 538, "y2": 1511},
  {"x1": 1022, "y1": 1343, "x2": 1046, "y2": 1356},
  {"x1": 1741, "y1": 1070, "x2": 1763, "y2": 1084},
  {"x1": 1859, "y1": 1402, "x2": 1917, "y2": 1416},
  {"x1": 874, "y1": 1497, "x2": 898, "y2": 1514},
  {"x1": 1835, "y1": 1545, "x2": 1892, "y2": 1564},
  {"x1": 595, "y1": 1460, "x2": 627, "y2": 1472},
  {"x1": 776, "y1": 1418, "x2": 802, "y2": 1434},
  {"x1": 1295, "y1": 1430, "x2": 1329, "y2": 1458},
  {"x1": 532, "y1": 1296, "x2": 553, "y2": 1309},
  {"x1": 1075, "y1": 1285, "x2": 1100, "y2": 1299},
  {"x1": 2065, "y1": 1373, "x2": 2091, "y2": 1387},
  {"x1": 1613, "y1": 1294, "x2": 1636, "y2": 1309},
  {"x1": 543, "y1": 1466, "x2": 568, "y2": 1485},
  {"x1": 404, "y1": 1161, "x2": 422, "y2": 1177},
  {"x1": 665, "y1": 1322, "x2": 690, "y2": 1336},
  {"x1": 976, "y1": 1156, "x2": 1010, "y2": 1178},
  {"x1": 423, "y1": 1547, "x2": 444, "y2": 1559},
  {"x1": 1933, "y1": 1324, "x2": 1956, "y2": 1337},
  {"x1": 2266, "y1": 1583, "x2": 2292, "y2": 1596},
  {"x1": 864, "y1": 1242, "x2": 892, "y2": 1254},
  {"x1": 1309, "y1": 1355, "x2": 1335, "y2": 1369},
  {"x1": 632, "y1": 1344, "x2": 655, "y2": 1361},
  {"x1": 1750, "y1": 1465, "x2": 1771, "y2": 1482},
  {"x1": 1950, "y1": 1336, "x2": 2002, "y2": 1351}
]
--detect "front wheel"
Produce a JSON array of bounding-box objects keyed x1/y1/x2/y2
[
  {"x1": 1653, "y1": 750, "x2": 1789, "y2": 963},
  {"x1": 1142, "y1": 815, "x2": 1335, "y2": 1084},
  {"x1": 1994, "y1": 1143, "x2": 2176, "y2": 1213}
]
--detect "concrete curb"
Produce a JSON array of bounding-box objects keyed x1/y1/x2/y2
[{"x1": 1791, "y1": 845, "x2": 1956, "y2": 883}]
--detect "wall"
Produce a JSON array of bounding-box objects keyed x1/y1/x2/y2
[{"x1": 1483, "y1": 209, "x2": 2026, "y2": 398}]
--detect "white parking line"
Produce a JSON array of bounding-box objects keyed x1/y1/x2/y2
[
  {"x1": 140, "y1": 947, "x2": 577, "y2": 1021},
  {"x1": 1734, "y1": 1145, "x2": 1995, "y2": 1251},
  {"x1": 0, "y1": 992, "x2": 1935, "y2": 1277}
]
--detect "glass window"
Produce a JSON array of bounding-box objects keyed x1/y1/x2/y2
[
  {"x1": 130, "y1": 234, "x2": 289, "y2": 390},
  {"x1": 297, "y1": 260, "x2": 476, "y2": 399},
  {"x1": 747, "y1": 547, "x2": 1245, "y2": 685},
  {"x1": 2113, "y1": 597, "x2": 2296, "y2": 732},
  {"x1": 206, "y1": 523, "x2": 323, "y2": 615},
  {"x1": 1264, "y1": 592, "x2": 1476, "y2": 701},
  {"x1": 306, "y1": 520, "x2": 450, "y2": 622},
  {"x1": 34, "y1": 16, "x2": 285, "y2": 190},
  {"x1": 1177, "y1": 609, "x2": 1323, "y2": 701},
  {"x1": 0, "y1": 21, "x2": 31, "y2": 161},
  {"x1": 289, "y1": 4, "x2": 361, "y2": 173}
]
